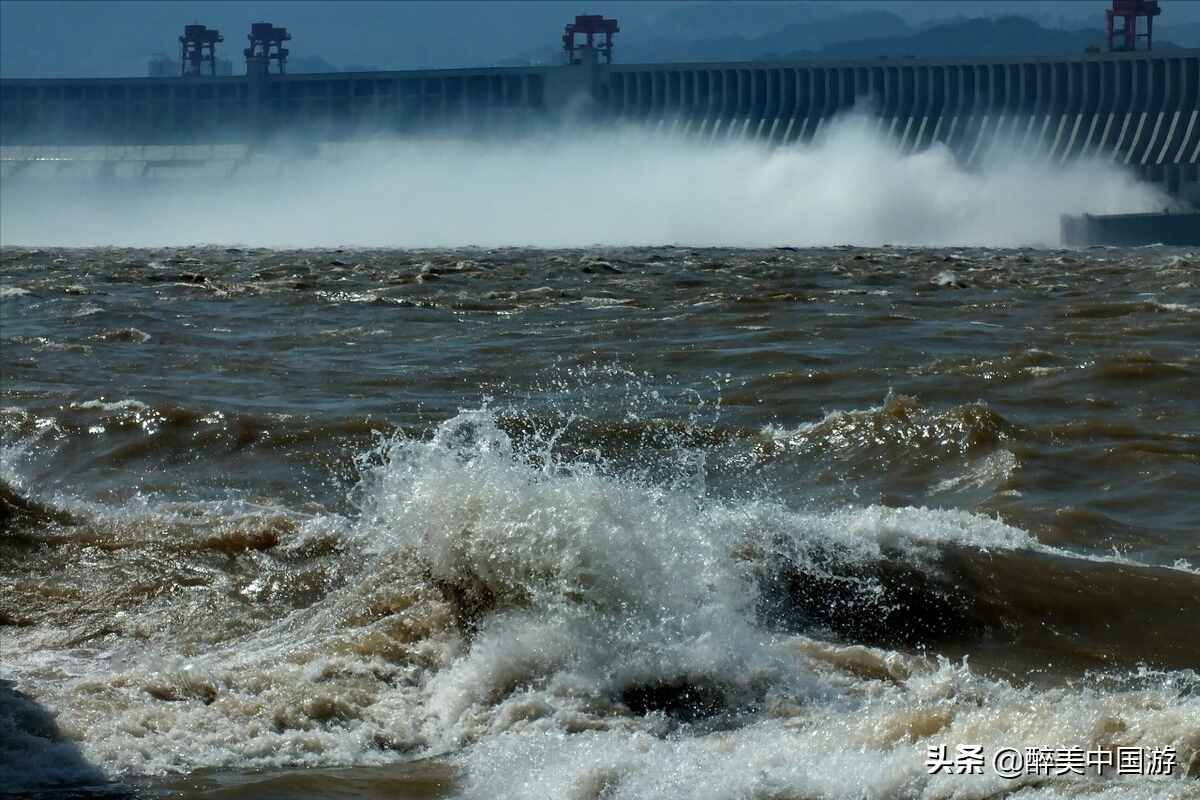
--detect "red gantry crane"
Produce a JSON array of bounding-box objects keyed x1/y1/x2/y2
[
  {"x1": 562, "y1": 15, "x2": 619, "y2": 64},
  {"x1": 179, "y1": 24, "x2": 223, "y2": 76},
  {"x1": 1106, "y1": 0, "x2": 1162, "y2": 52},
  {"x1": 244, "y1": 22, "x2": 291, "y2": 73}
]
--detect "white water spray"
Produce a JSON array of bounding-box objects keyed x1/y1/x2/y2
[{"x1": 0, "y1": 115, "x2": 1167, "y2": 248}]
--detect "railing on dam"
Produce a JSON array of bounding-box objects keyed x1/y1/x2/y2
[{"x1": 2, "y1": 49, "x2": 1198, "y2": 195}]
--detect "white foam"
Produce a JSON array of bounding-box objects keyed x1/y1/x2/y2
[
  {"x1": 458, "y1": 659, "x2": 1200, "y2": 800},
  {"x1": 71, "y1": 398, "x2": 150, "y2": 412},
  {"x1": 1154, "y1": 301, "x2": 1200, "y2": 314}
]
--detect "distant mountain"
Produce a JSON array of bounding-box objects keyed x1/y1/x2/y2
[
  {"x1": 501, "y1": 12, "x2": 1190, "y2": 69},
  {"x1": 802, "y1": 15, "x2": 1172, "y2": 60},
  {"x1": 648, "y1": 1, "x2": 814, "y2": 41},
  {"x1": 1156, "y1": 20, "x2": 1200, "y2": 48},
  {"x1": 498, "y1": 9, "x2": 912, "y2": 66},
  {"x1": 626, "y1": 10, "x2": 911, "y2": 63}
]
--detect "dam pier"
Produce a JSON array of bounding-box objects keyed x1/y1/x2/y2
[{"x1": 1, "y1": 12, "x2": 1198, "y2": 206}]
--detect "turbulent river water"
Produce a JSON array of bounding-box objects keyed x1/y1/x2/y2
[{"x1": 1, "y1": 244, "x2": 1198, "y2": 799}]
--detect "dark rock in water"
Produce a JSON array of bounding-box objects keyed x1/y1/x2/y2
[
  {"x1": 329, "y1": 259, "x2": 351, "y2": 267},
  {"x1": 758, "y1": 539, "x2": 1200, "y2": 671},
  {"x1": 756, "y1": 540, "x2": 983, "y2": 648},
  {"x1": 0, "y1": 481, "x2": 74, "y2": 539},
  {"x1": 578, "y1": 255, "x2": 623, "y2": 274},
  {"x1": 581, "y1": 261, "x2": 622, "y2": 274},
  {"x1": 0, "y1": 610, "x2": 33, "y2": 627},
  {"x1": 0, "y1": 680, "x2": 118, "y2": 792},
  {"x1": 146, "y1": 272, "x2": 207, "y2": 284},
  {"x1": 621, "y1": 679, "x2": 730, "y2": 723},
  {"x1": 88, "y1": 327, "x2": 151, "y2": 344}
]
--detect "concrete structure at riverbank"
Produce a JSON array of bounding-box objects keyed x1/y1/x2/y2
[{"x1": 1061, "y1": 209, "x2": 1200, "y2": 245}]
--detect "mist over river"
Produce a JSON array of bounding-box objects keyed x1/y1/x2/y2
[
  {"x1": 2, "y1": 243, "x2": 1199, "y2": 799},
  {"x1": 0, "y1": 117, "x2": 1171, "y2": 250}
]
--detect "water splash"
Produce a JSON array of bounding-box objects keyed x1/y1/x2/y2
[{"x1": 0, "y1": 116, "x2": 1167, "y2": 248}]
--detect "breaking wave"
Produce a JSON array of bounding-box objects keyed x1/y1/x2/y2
[{"x1": 3, "y1": 405, "x2": 1199, "y2": 796}]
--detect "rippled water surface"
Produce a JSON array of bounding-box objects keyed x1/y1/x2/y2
[{"x1": 2, "y1": 245, "x2": 1198, "y2": 799}]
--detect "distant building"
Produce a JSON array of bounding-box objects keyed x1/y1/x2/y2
[{"x1": 147, "y1": 55, "x2": 179, "y2": 77}]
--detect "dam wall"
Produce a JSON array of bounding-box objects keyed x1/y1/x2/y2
[{"x1": 2, "y1": 48, "x2": 1198, "y2": 200}]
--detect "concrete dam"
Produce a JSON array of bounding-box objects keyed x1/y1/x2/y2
[{"x1": 2, "y1": 17, "x2": 1199, "y2": 204}]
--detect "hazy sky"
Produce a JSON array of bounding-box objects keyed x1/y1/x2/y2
[{"x1": 3, "y1": 0, "x2": 1199, "y2": 77}]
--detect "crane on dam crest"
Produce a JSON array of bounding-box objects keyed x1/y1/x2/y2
[{"x1": 1106, "y1": 0, "x2": 1161, "y2": 53}]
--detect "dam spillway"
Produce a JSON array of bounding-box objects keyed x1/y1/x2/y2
[{"x1": 2, "y1": 46, "x2": 1199, "y2": 202}]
